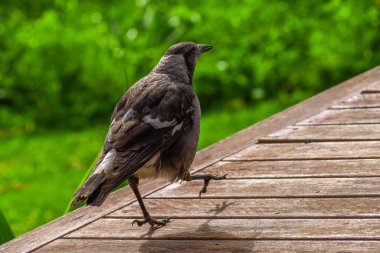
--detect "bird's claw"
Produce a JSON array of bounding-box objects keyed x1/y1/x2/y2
[
  {"x1": 199, "y1": 174, "x2": 227, "y2": 198},
  {"x1": 132, "y1": 216, "x2": 170, "y2": 227},
  {"x1": 215, "y1": 174, "x2": 228, "y2": 180}
]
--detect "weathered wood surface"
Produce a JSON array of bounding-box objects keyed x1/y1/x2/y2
[
  {"x1": 65, "y1": 218, "x2": 380, "y2": 240},
  {"x1": 297, "y1": 108, "x2": 380, "y2": 125},
  {"x1": 2, "y1": 66, "x2": 380, "y2": 253},
  {"x1": 228, "y1": 141, "x2": 380, "y2": 160},
  {"x1": 37, "y1": 239, "x2": 380, "y2": 253},
  {"x1": 332, "y1": 94, "x2": 380, "y2": 108},
  {"x1": 190, "y1": 67, "x2": 380, "y2": 170},
  {"x1": 0, "y1": 186, "x2": 137, "y2": 253},
  {"x1": 190, "y1": 159, "x2": 380, "y2": 179},
  {"x1": 148, "y1": 178, "x2": 380, "y2": 199},
  {"x1": 361, "y1": 80, "x2": 380, "y2": 93},
  {"x1": 259, "y1": 124, "x2": 380, "y2": 142},
  {"x1": 108, "y1": 198, "x2": 380, "y2": 218}
]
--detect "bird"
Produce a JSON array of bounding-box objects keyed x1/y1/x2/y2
[{"x1": 71, "y1": 42, "x2": 226, "y2": 226}]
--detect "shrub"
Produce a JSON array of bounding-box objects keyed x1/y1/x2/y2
[{"x1": 0, "y1": 0, "x2": 379, "y2": 131}]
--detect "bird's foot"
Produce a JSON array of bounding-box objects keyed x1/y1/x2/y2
[
  {"x1": 199, "y1": 174, "x2": 227, "y2": 198},
  {"x1": 132, "y1": 215, "x2": 170, "y2": 227}
]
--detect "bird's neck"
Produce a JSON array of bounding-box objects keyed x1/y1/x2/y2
[{"x1": 152, "y1": 55, "x2": 194, "y2": 85}]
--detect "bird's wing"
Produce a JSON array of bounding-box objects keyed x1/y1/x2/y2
[
  {"x1": 106, "y1": 85, "x2": 194, "y2": 187},
  {"x1": 72, "y1": 83, "x2": 195, "y2": 206}
]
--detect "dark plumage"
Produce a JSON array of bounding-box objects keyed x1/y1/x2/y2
[{"x1": 71, "y1": 42, "x2": 226, "y2": 226}]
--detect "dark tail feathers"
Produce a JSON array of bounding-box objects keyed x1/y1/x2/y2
[
  {"x1": 86, "y1": 186, "x2": 109, "y2": 206},
  {"x1": 71, "y1": 171, "x2": 107, "y2": 206}
]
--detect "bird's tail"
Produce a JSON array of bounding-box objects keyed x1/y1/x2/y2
[
  {"x1": 71, "y1": 171, "x2": 106, "y2": 206},
  {"x1": 86, "y1": 187, "x2": 109, "y2": 206}
]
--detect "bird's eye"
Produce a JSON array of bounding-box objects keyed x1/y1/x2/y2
[{"x1": 189, "y1": 47, "x2": 197, "y2": 55}]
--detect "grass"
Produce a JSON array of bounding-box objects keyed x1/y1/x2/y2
[
  {"x1": 0, "y1": 126, "x2": 105, "y2": 236},
  {"x1": 0, "y1": 98, "x2": 294, "y2": 237}
]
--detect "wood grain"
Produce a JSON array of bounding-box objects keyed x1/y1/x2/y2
[
  {"x1": 36, "y1": 239, "x2": 380, "y2": 253},
  {"x1": 2, "y1": 67, "x2": 380, "y2": 253},
  {"x1": 65, "y1": 218, "x2": 380, "y2": 240},
  {"x1": 191, "y1": 67, "x2": 380, "y2": 172},
  {"x1": 362, "y1": 81, "x2": 380, "y2": 93},
  {"x1": 0, "y1": 182, "x2": 166, "y2": 253},
  {"x1": 107, "y1": 198, "x2": 380, "y2": 219},
  {"x1": 148, "y1": 178, "x2": 380, "y2": 199},
  {"x1": 199, "y1": 159, "x2": 380, "y2": 179},
  {"x1": 228, "y1": 141, "x2": 380, "y2": 161},
  {"x1": 332, "y1": 94, "x2": 380, "y2": 109},
  {"x1": 297, "y1": 108, "x2": 380, "y2": 125},
  {"x1": 259, "y1": 124, "x2": 380, "y2": 143}
]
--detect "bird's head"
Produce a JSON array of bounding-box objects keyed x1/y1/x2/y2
[
  {"x1": 152, "y1": 42, "x2": 212, "y2": 84},
  {"x1": 165, "y1": 42, "x2": 212, "y2": 59}
]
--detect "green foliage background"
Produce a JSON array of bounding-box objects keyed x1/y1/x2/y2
[
  {"x1": 0, "y1": 0, "x2": 379, "y2": 238},
  {"x1": 1, "y1": 0, "x2": 379, "y2": 132}
]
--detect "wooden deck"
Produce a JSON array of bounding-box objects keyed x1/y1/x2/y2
[{"x1": 2, "y1": 66, "x2": 380, "y2": 253}]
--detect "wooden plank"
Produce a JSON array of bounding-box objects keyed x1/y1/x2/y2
[
  {"x1": 2, "y1": 68, "x2": 380, "y2": 253},
  {"x1": 259, "y1": 124, "x2": 380, "y2": 143},
  {"x1": 227, "y1": 141, "x2": 380, "y2": 161},
  {"x1": 200, "y1": 159, "x2": 380, "y2": 178},
  {"x1": 148, "y1": 178, "x2": 380, "y2": 199},
  {"x1": 37, "y1": 239, "x2": 380, "y2": 253},
  {"x1": 107, "y1": 198, "x2": 380, "y2": 219},
  {"x1": 297, "y1": 108, "x2": 380, "y2": 125},
  {"x1": 362, "y1": 81, "x2": 380, "y2": 93},
  {"x1": 192, "y1": 67, "x2": 380, "y2": 174},
  {"x1": 65, "y1": 218, "x2": 380, "y2": 240},
  {"x1": 332, "y1": 94, "x2": 380, "y2": 108},
  {"x1": 0, "y1": 183, "x2": 164, "y2": 253}
]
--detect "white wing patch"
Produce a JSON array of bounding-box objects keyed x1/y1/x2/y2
[
  {"x1": 171, "y1": 122, "x2": 183, "y2": 135},
  {"x1": 93, "y1": 148, "x2": 116, "y2": 175},
  {"x1": 143, "y1": 114, "x2": 177, "y2": 129},
  {"x1": 122, "y1": 109, "x2": 136, "y2": 123}
]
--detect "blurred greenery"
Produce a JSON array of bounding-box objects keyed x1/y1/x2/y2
[
  {"x1": 1, "y1": 0, "x2": 379, "y2": 132},
  {"x1": 0, "y1": 0, "x2": 379, "y2": 237},
  {"x1": 64, "y1": 149, "x2": 101, "y2": 214},
  {"x1": 0, "y1": 209, "x2": 14, "y2": 244}
]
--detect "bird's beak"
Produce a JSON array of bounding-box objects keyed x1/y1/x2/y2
[{"x1": 197, "y1": 44, "x2": 213, "y2": 54}]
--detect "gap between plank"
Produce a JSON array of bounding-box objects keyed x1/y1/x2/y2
[
  {"x1": 104, "y1": 216, "x2": 380, "y2": 220},
  {"x1": 145, "y1": 194, "x2": 380, "y2": 199},
  {"x1": 257, "y1": 139, "x2": 380, "y2": 144},
  {"x1": 361, "y1": 90, "x2": 380, "y2": 94},
  {"x1": 174, "y1": 175, "x2": 380, "y2": 179},
  {"x1": 330, "y1": 106, "x2": 380, "y2": 109},
  {"x1": 328, "y1": 107, "x2": 380, "y2": 110},
  {"x1": 189, "y1": 175, "x2": 380, "y2": 179},
  {"x1": 61, "y1": 236, "x2": 380, "y2": 242},
  {"x1": 223, "y1": 157, "x2": 380, "y2": 162},
  {"x1": 296, "y1": 122, "x2": 380, "y2": 126}
]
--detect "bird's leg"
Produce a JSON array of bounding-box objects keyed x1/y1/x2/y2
[
  {"x1": 187, "y1": 173, "x2": 227, "y2": 198},
  {"x1": 128, "y1": 176, "x2": 170, "y2": 227}
]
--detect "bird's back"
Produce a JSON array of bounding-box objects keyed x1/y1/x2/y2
[
  {"x1": 72, "y1": 73, "x2": 199, "y2": 206},
  {"x1": 71, "y1": 41, "x2": 209, "y2": 208}
]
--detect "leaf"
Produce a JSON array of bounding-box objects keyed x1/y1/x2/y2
[{"x1": 0, "y1": 209, "x2": 15, "y2": 245}]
